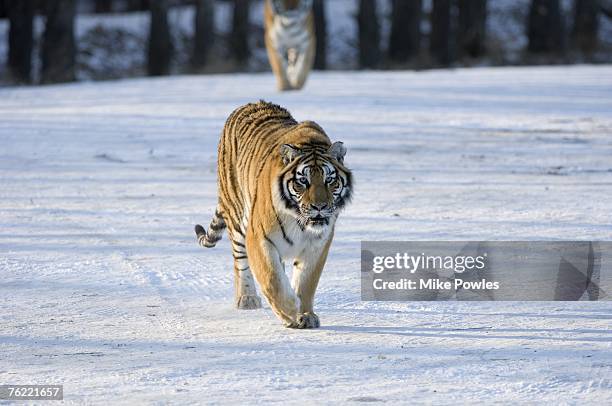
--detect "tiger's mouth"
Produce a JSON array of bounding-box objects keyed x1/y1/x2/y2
[{"x1": 307, "y1": 215, "x2": 329, "y2": 227}]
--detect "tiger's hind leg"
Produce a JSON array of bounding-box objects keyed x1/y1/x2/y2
[{"x1": 230, "y1": 234, "x2": 262, "y2": 310}]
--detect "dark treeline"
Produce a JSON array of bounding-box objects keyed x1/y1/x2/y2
[
  {"x1": 7, "y1": 1, "x2": 34, "y2": 83},
  {"x1": 42, "y1": 0, "x2": 77, "y2": 83},
  {"x1": 1, "y1": 0, "x2": 610, "y2": 85},
  {"x1": 147, "y1": 0, "x2": 172, "y2": 76},
  {"x1": 358, "y1": 0, "x2": 610, "y2": 69}
]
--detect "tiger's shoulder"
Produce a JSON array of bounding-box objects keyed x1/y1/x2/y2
[{"x1": 225, "y1": 100, "x2": 297, "y2": 128}]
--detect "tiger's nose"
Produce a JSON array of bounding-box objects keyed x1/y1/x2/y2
[{"x1": 311, "y1": 203, "x2": 328, "y2": 212}]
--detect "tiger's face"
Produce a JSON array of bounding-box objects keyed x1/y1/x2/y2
[{"x1": 278, "y1": 141, "x2": 352, "y2": 232}]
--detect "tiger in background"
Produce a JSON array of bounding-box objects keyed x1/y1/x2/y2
[
  {"x1": 264, "y1": 0, "x2": 316, "y2": 91},
  {"x1": 195, "y1": 101, "x2": 352, "y2": 328}
]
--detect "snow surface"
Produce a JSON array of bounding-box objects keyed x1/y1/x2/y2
[{"x1": 1, "y1": 65, "x2": 612, "y2": 404}]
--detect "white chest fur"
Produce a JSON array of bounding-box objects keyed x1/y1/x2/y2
[{"x1": 270, "y1": 212, "x2": 333, "y2": 263}]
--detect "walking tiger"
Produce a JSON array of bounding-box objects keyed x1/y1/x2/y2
[
  {"x1": 195, "y1": 101, "x2": 352, "y2": 328},
  {"x1": 264, "y1": 0, "x2": 316, "y2": 91}
]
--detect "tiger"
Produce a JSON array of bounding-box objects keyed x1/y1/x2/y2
[
  {"x1": 264, "y1": 0, "x2": 316, "y2": 91},
  {"x1": 194, "y1": 101, "x2": 352, "y2": 328}
]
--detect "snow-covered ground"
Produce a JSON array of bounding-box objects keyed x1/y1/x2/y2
[{"x1": 1, "y1": 66, "x2": 612, "y2": 404}]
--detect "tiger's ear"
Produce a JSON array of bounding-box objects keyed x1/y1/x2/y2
[
  {"x1": 328, "y1": 141, "x2": 347, "y2": 164},
  {"x1": 280, "y1": 144, "x2": 302, "y2": 165}
]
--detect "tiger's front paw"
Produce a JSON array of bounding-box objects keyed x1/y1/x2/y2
[
  {"x1": 236, "y1": 295, "x2": 262, "y2": 310},
  {"x1": 286, "y1": 312, "x2": 320, "y2": 329}
]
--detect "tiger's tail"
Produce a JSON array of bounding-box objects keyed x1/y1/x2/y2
[{"x1": 195, "y1": 207, "x2": 226, "y2": 248}]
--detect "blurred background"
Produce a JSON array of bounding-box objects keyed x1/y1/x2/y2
[{"x1": 0, "y1": 0, "x2": 611, "y2": 86}]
